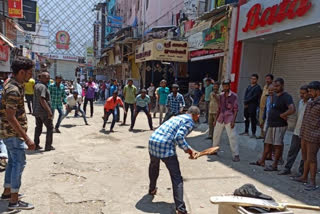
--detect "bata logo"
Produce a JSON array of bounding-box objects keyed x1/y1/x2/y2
[{"x1": 243, "y1": 0, "x2": 312, "y2": 32}]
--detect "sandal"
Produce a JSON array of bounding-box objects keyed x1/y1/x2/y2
[
  {"x1": 249, "y1": 161, "x2": 265, "y2": 167},
  {"x1": 264, "y1": 165, "x2": 278, "y2": 171},
  {"x1": 290, "y1": 176, "x2": 307, "y2": 184},
  {"x1": 304, "y1": 184, "x2": 319, "y2": 191}
]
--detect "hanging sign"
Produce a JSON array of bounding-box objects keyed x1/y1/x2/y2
[{"x1": 8, "y1": 0, "x2": 23, "y2": 18}]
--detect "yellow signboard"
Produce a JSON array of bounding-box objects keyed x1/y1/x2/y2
[{"x1": 135, "y1": 39, "x2": 188, "y2": 63}]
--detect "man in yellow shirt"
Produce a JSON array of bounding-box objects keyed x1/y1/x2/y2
[{"x1": 24, "y1": 77, "x2": 35, "y2": 114}]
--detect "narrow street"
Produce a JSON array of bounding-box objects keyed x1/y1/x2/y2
[{"x1": 0, "y1": 103, "x2": 318, "y2": 214}]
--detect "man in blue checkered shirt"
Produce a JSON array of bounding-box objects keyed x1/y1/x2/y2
[
  {"x1": 163, "y1": 84, "x2": 185, "y2": 123},
  {"x1": 148, "y1": 106, "x2": 200, "y2": 214}
]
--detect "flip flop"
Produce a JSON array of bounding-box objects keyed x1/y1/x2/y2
[
  {"x1": 249, "y1": 161, "x2": 265, "y2": 167},
  {"x1": 264, "y1": 165, "x2": 278, "y2": 171},
  {"x1": 304, "y1": 184, "x2": 319, "y2": 191},
  {"x1": 290, "y1": 176, "x2": 307, "y2": 184}
]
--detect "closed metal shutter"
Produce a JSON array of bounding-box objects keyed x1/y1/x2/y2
[
  {"x1": 272, "y1": 37, "x2": 320, "y2": 129},
  {"x1": 57, "y1": 61, "x2": 78, "y2": 81}
]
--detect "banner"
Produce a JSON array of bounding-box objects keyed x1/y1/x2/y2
[
  {"x1": 203, "y1": 19, "x2": 228, "y2": 48},
  {"x1": 56, "y1": 31, "x2": 70, "y2": 50},
  {"x1": 18, "y1": 0, "x2": 37, "y2": 32},
  {"x1": 135, "y1": 39, "x2": 188, "y2": 63},
  {"x1": 8, "y1": 0, "x2": 23, "y2": 18},
  {"x1": 0, "y1": 45, "x2": 9, "y2": 61}
]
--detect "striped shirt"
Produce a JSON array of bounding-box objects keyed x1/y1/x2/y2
[{"x1": 149, "y1": 114, "x2": 194, "y2": 158}]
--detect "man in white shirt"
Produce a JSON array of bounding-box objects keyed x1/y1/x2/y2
[
  {"x1": 279, "y1": 85, "x2": 309, "y2": 176},
  {"x1": 61, "y1": 91, "x2": 89, "y2": 125}
]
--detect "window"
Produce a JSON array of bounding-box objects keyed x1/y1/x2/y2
[{"x1": 146, "y1": 0, "x2": 149, "y2": 10}]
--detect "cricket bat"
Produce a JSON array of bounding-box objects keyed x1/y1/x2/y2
[
  {"x1": 210, "y1": 196, "x2": 320, "y2": 211},
  {"x1": 195, "y1": 147, "x2": 219, "y2": 158}
]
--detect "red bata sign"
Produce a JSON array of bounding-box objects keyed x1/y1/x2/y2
[
  {"x1": 243, "y1": 0, "x2": 312, "y2": 32},
  {"x1": 8, "y1": 0, "x2": 23, "y2": 19}
]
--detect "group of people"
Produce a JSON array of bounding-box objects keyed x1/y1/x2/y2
[
  {"x1": 102, "y1": 79, "x2": 186, "y2": 132},
  {"x1": 0, "y1": 57, "x2": 319, "y2": 213},
  {"x1": 244, "y1": 74, "x2": 320, "y2": 191}
]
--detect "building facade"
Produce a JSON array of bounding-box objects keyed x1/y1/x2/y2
[{"x1": 235, "y1": 0, "x2": 320, "y2": 127}]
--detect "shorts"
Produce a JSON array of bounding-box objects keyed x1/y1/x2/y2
[
  {"x1": 307, "y1": 142, "x2": 320, "y2": 163},
  {"x1": 265, "y1": 126, "x2": 287, "y2": 146}
]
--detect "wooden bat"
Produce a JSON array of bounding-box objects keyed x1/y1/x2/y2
[
  {"x1": 210, "y1": 196, "x2": 320, "y2": 211},
  {"x1": 195, "y1": 147, "x2": 219, "y2": 158}
]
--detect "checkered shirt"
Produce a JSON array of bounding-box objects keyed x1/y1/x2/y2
[
  {"x1": 166, "y1": 93, "x2": 185, "y2": 114},
  {"x1": 300, "y1": 97, "x2": 320, "y2": 144},
  {"x1": 48, "y1": 83, "x2": 66, "y2": 109},
  {"x1": 149, "y1": 114, "x2": 194, "y2": 158}
]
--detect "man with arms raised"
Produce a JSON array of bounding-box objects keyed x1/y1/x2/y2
[{"x1": 0, "y1": 57, "x2": 35, "y2": 210}]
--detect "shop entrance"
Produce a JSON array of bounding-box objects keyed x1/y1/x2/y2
[{"x1": 188, "y1": 58, "x2": 220, "y2": 83}]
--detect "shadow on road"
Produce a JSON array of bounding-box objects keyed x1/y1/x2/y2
[
  {"x1": 135, "y1": 194, "x2": 175, "y2": 214},
  {"x1": 60, "y1": 124, "x2": 77, "y2": 128},
  {"x1": 187, "y1": 125, "x2": 320, "y2": 206}
]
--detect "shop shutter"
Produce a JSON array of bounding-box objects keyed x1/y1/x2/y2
[
  {"x1": 272, "y1": 37, "x2": 320, "y2": 129},
  {"x1": 56, "y1": 61, "x2": 79, "y2": 81}
]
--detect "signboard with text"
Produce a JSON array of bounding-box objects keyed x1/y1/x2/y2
[
  {"x1": 56, "y1": 31, "x2": 70, "y2": 50},
  {"x1": 135, "y1": 39, "x2": 188, "y2": 63},
  {"x1": 8, "y1": 0, "x2": 23, "y2": 18},
  {"x1": 238, "y1": 0, "x2": 319, "y2": 41}
]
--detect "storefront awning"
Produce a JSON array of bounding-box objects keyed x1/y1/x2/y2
[{"x1": 0, "y1": 33, "x2": 15, "y2": 48}]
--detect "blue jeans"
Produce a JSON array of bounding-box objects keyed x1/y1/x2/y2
[
  {"x1": 62, "y1": 106, "x2": 88, "y2": 124},
  {"x1": 3, "y1": 137, "x2": 27, "y2": 193},
  {"x1": 0, "y1": 140, "x2": 8, "y2": 159},
  {"x1": 52, "y1": 107, "x2": 64, "y2": 129}
]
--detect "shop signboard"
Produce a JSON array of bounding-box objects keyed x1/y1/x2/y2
[
  {"x1": 238, "y1": 0, "x2": 319, "y2": 41},
  {"x1": 8, "y1": 0, "x2": 23, "y2": 19},
  {"x1": 135, "y1": 39, "x2": 188, "y2": 63},
  {"x1": 203, "y1": 19, "x2": 228, "y2": 48},
  {"x1": 43, "y1": 54, "x2": 78, "y2": 62},
  {"x1": 189, "y1": 49, "x2": 223, "y2": 58}
]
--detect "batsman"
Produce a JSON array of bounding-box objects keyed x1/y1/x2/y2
[{"x1": 148, "y1": 106, "x2": 200, "y2": 214}]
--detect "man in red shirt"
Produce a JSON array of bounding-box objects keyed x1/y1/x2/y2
[{"x1": 103, "y1": 91, "x2": 126, "y2": 132}]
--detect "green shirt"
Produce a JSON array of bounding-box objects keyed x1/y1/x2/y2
[
  {"x1": 124, "y1": 85, "x2": 137, "y2": 104},
  {"x1": 205, "y1": 84, "x2": 213, "y2": 102},
  {"x1": 158, "y1": 87, "x2": 170, "y2": 105}
]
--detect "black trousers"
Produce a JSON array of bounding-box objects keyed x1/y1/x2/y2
[
  {"x1": 149, "y1": 154, "x2": 187, "y2": 213},
  {"x1": 131, "y1": 106, "x2": 153, "y2": 129},
  {"x1": 163, "y1": 112, "x2": 179, "y2": 124},
  {"x1": 244, "y1": 107, "x2": 257, "y2": 135},
  {"x1": 34, "y1": 116, "x2": 53, "y2": 149},
  {"x1": 84, "y1": 98, "x2": 94, "y2": 117},
  {"x1": 123, "y1": 103, "x2": 134, "y2": 124},
  {"x1": 25, "y1": 94, "x2": 33, "y2": 113},
  {"x1": 103, "y1": 109, "x2": 116, "y2": 130},
  {"x1": 284, "y1": 135, "x2": 304, "y2": 174}
]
